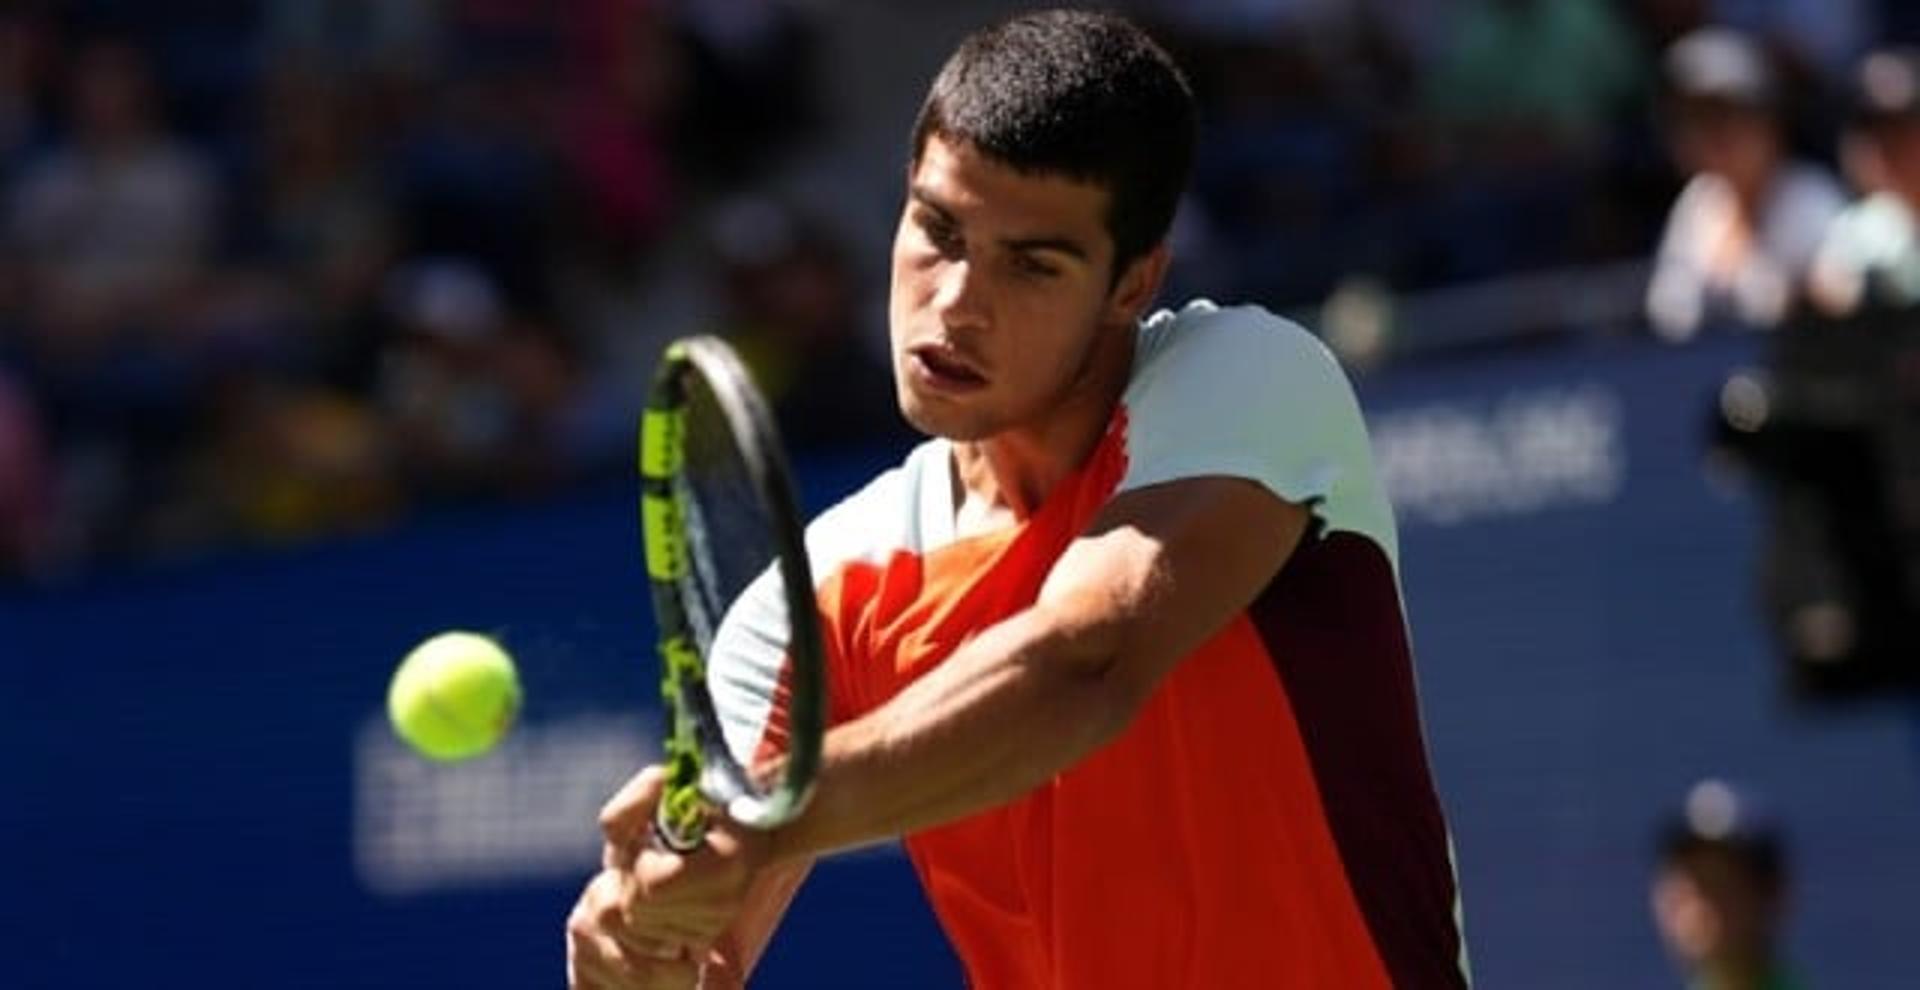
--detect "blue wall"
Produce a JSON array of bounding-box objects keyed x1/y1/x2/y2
[{"x1": 3, "y1": 335, "x2": 1915, "y2": 988}]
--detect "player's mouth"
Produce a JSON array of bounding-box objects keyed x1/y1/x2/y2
[{"x1": 908, "y1": 344, "x2": 989, "y2": 393}]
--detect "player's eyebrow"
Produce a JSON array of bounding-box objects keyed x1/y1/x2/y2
[
  {"x1": 908, "y1": 184, "x2": 1091, "y2": 262},
  {"x1": 908, "y1": 184, "x2": 958, "y2": 224},
  {"x1": 1000, "y1": 234, "x2": 1088, "y2": 262}
]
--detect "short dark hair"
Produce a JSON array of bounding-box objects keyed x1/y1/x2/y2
[{"x1": 909, "y1": 9, "x2": 1196, "y2": 277}]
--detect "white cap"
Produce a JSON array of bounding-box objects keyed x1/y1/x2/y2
[{"x1": 1666, "y1": 27, "x2": 1774, "y2": 107}]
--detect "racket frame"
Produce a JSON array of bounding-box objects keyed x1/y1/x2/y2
[{"x1": 639, "y1": 336, "x2": 827, "y2": 851}]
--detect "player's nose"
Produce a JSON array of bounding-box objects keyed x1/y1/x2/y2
[{"x1": 932, "y1": 258, "x2": 990, "y2": 332}]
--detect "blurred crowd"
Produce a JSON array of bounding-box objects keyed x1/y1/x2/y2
[
  {"x1": 4, "y1": 0, "x2": 1920, "y2": 580},
  {"x1": 0, "y1": 0, "x2": 857, "y2": 577}
]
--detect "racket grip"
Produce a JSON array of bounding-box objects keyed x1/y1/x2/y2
[{"x1": 652, "y1": 786, "x2": 707, "y2": 852}]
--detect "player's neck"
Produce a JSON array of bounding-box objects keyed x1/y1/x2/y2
[{"x1": 951, "y1": 325, "x2": 1133, "y2": 525}]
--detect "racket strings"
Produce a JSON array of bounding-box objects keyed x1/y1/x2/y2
[
  {"x1": 679, "y1": 373, "x2": 789, "y2": 658},
  {"x1": 647, "y1": 337, "x2": 821, "y2": 839}
]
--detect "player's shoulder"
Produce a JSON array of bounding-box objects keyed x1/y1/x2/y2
[
  {"x1": 802, "y1": 438, "x2": 948, "y2": 581},
  {"x1": 1117, "y1": 297, "x2": 1378, "y2": 521},
  {"x1": 1129, "y1": 298, "x2": 1348, "y2": 404}
]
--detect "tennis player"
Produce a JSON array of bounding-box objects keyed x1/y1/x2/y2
[{"x1": 569, "y1": 10, "x2": 1469, "y2": 988}]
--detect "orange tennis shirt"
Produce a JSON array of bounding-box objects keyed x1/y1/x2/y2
[{"x1": 708, "y1": 301, "x2": 1469, "y2": 987}]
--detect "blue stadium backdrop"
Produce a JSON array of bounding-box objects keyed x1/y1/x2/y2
[{"x1": 4, "y1": 333, "x2": 1917, "y2": 988}]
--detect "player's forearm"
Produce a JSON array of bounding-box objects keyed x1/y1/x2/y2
[
  {"x1": 706, "y1": 857, "x2": 812, "y2": 981},
  {"x1": 770, "y1": 597, "x2": 1137, "y2": 861}
]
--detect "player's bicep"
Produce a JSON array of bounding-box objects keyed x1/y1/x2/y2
[{"x1": 1038, "y1": 476, "x2": 1310, "y2": 703}]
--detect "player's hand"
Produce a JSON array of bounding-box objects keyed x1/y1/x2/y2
[
  {"x1": 567, "y1": 866, "x2": 752, "y2": 989},
  {"x1": 597, "y1": 765, "x2": 779, "y2": 954},
  {"x1": 566, "y1": 869, "x2": 701, "y2": 989}
]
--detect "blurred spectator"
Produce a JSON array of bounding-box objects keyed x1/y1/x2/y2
[
  {"x1": 6, "y1": 39, "x2": 218, "y2": 355},
  {"x1": 1182, "y1": 26, "x2": 1363, "y2": 302},
  {"x1": 1809, "y1": 48, "x2": 1920, "y2": 313},
  {"x1": 384, "y1": 50, "x2": 557, "y2": 313},
  {"x1": 187, "y1": 382, "x2": 401, "y2": 545},
  {"x1": 1415, "y1": 0, "x2": 1649, "y2": 282},
  {"x1": 552, "y1": 0, "x2": 681, "y2": 267},
  {"x1": 1426, "y1": 0, "x2": 1645, "y2": 154},
  {"x1": 264, "y1": 0, "x2": 441, "y2": 75},
  {"x1": 12, "y1": 3, "x2": 1915, "y2": 579},
  {"x1": 0, "y1": 9, "x2": 56, "y2": 179},
  {"x1": 671, "y1": 0, "x2": 821, "y2": 187},
  {"x1": 1714, "y1": 0, "x2": 1871, "y2": 84},
  {"x1": 248, "y1": 63, "x2": 398, "y2": 392},
  {"x1": 376, "y1": 259, "x2": 580, "y2": 499},
  {"x1": 1627, "y1": 0, "x2": 1871, "y2": 86},
  {"x1": 704, "y1": 197, "x2": 908, "y2": 453},
  {"x1": 1645, "y1": 28, "x2": 1843, "y2": 341},
  {"x1": 0, "y1": 38, "x2": 236, "y2": 563},
  {"x1": 1650, "y1": 779, "x2": 1800, "y2": 990},
  {"x1": 0, "y1": 370, "x2": 50, "y2": 573}
]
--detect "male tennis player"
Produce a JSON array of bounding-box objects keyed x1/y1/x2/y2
[{"x1": 569, "y1": 10, "x2": 1468, "y2": 988}]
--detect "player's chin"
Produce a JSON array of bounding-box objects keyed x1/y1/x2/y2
[{"x1": 897, "y1": 386, "x2": 998, "y2": 441}]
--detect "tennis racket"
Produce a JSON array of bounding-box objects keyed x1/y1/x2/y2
[{"x1": 639, "y1": 335, "x2": 827, "y2": 852}]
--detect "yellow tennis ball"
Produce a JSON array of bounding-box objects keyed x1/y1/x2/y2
[{"x1": 387, "y1": 631, "x2": 522, "y2": 761}]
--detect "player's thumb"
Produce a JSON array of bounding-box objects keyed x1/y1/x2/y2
[{"x1": 600, "y1": 764, "x2": 669, "y2": 854}]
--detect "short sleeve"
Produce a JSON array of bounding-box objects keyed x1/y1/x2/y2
[
  {"x1": 1118, "y1": 301, "x2": 1399, "y2": 562},
  {"x1": 1121, "y1": 302, "x2": 1355, "y2": 503}
]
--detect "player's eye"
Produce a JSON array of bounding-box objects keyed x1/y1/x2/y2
[
  {"x1": 917, "y1": 213, "x2": 963, "y2": 259},
  {"x1": 1010, "y1": 252, "x2": 1059, "y2": 280}
]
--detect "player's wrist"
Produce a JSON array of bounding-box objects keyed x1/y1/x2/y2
[{"x1": 762, "y1": 810, "x2": 809, "y2": 867}]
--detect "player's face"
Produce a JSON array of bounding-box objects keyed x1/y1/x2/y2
[{"x1": 888, "y1": 134, "x2": 1149, "y2": 441}]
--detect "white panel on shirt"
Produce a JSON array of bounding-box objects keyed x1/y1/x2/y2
[
  {"x1": 705, "y1": 439, "x2": 951, "y2": 766},
  {"x1": 1121, "y1": 299, "x2": 1400, "y2": 570}
]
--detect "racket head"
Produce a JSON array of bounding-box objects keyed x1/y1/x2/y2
[{"x1": 639, "y1": 335, "x2": 826, "y2": 850}]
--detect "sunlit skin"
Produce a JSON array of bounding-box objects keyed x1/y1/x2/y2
[{"x1": 889, "y1": 133, "x2": 1169, "y2": 526}]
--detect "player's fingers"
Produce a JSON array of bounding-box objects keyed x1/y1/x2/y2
[
  {"x1": 624, "y1": 915, "x2": 723, "y2": 964},
  {"x1": 634, "y1": 839, "x2": 686, "y2": 882},
  {"x1": 574, "y1": 941, "x2": 698, "y2": 990},
  {"x1": 609, "y1": 927, "x2": 697, "y2": 966},
  {"x1": 572, "y1": 898, "x2": 701, "y2": 989},
  {"x1": 601, "y1": 882, "x2": 696, "y2": 963},
  {"x1": 600, "y1": 765, "x2": 670, "y2": 847},
  {"x1": 567, "y1": 898, "x2": 633, "y2": 988},
  {"x1": 567, "y1": 932, "x2": 626, "y2": 989},
  {"x1": 617, "y1": 895, "x2": 729, "y2": 959},
  {"x1": 584, "y1": 867, "x2": 699, "y2": 956},
  {"x1": 578, "y1": 870, "x2": 661, "y2": 955},
  {"x1": 640, "y1": 958, "x2": 702, "y2": 990}
]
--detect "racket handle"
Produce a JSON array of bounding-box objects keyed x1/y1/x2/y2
[{"x1": 652, "y1": 787, "x2": 707, "y2": 852}]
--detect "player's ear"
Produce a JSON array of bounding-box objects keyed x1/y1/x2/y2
[{"x1": 1106, "y1": 242, "x2": 1172, "y2": 325}]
